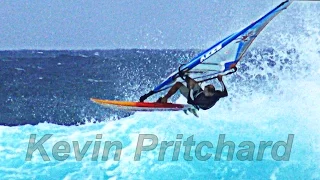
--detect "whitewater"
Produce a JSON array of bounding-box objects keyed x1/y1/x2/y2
[{"x1": 1, "y1": 2, "x2": 320, "y2": 180}]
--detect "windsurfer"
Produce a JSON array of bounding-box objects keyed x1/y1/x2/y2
[{"x1": 157, "y1": 74, "x2": 228, "y2": 110}]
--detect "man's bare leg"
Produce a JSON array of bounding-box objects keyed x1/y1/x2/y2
[{"x1": 158, "y1": 82, "x2": 183, "y2": 103}]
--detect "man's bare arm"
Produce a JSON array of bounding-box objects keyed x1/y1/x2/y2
[
  {"x1": 185, "y1": 75, "x2": 198, "y2": 89},
  {"x1": 217, "y1": 75, "x2": 228, "y2": 97}
]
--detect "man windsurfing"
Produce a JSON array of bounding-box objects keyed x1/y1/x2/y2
[{"x1": 157, "y1": 74, "x2": 228, "y2": 110}]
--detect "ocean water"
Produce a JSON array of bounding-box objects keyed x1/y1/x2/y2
[
  {"x1": 1, "y1": 4, "x2": 320, "y2": 180},
  {"x1": 0, "y1": 49, "x2": 196, "y2": 126}
]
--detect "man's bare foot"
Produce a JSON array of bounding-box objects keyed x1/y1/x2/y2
[
  {"x1": 161, "y1": 97, "x2": 168, "y2": 103},
  {"x1": 156, "y1": 97, "x2": 168, "y2": 103}
]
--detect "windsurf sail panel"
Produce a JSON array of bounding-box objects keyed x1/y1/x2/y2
[{"x1": 140, "y1": 0, "x2": 293, "y2": 102}]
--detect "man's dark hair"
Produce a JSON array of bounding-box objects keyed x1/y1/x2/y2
[{"x1": 206, "y1": 85, "x2": 215, "y2": 93}]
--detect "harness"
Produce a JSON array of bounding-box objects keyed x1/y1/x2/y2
[{"x1": 186, "y1": 89, "x2": 202, "y2": 110}]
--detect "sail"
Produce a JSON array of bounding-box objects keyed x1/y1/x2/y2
[{"x1": 140, "y1": 0, "x2": 293, "y2": 102}]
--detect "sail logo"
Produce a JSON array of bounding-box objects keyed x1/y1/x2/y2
[
  {"x1": 200, "y1": 44, "x2": 222, "y2": 62},
  {"x1": 236, "y1": 30, "x2": 257, "y2": 43}
]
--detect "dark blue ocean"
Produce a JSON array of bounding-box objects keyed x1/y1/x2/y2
[{"x1": 0, "y1": 49, "x2": 198, "y2": 126}]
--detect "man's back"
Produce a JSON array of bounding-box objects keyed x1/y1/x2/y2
[{"x1": 193, "y1": 90, "x2": 227, "y2": 110}]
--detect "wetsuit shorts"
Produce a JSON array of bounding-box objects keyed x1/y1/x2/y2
[{"x1": 179, "y1": 84, "x2": 202, "y2": 99}]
